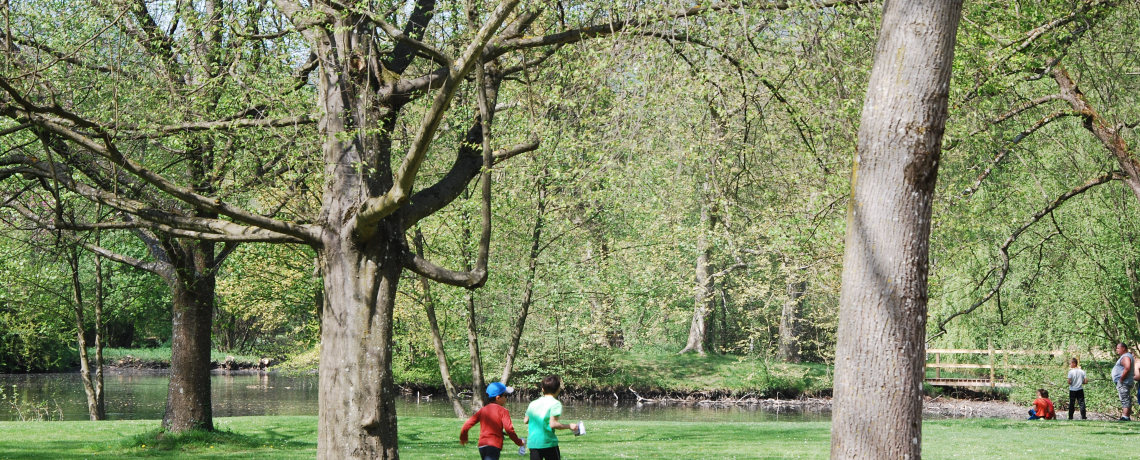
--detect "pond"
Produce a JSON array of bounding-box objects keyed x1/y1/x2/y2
[{"x1": 0, "y1": 371, "x2": 831, "y2": 423}]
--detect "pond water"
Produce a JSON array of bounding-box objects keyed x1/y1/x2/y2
[{"x1": 0, "y1": 371, "x2": 831, "y2": 423}]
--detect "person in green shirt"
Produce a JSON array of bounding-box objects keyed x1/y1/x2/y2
[{"x1": 523, "y1": 375, "x2": 579, "y2": 460}]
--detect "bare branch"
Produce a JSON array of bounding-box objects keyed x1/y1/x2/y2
[
  {"x1": 403, "y1": 251, "x2": 485, "y2": 288},
  {"x1": 964, "y1": 110, "x2": 1079, "y2": 195},
  {"x1": 935, "y1": 172, "x2": 1124, "y2": 336},
  {"x1": 2, "y1": 200, "x2": 168, "y2": 274},
  {"x1": 486, "y1": 0, "x2": 870, "y2": 59},
  {"x1": 0, "y1": 122, "x2": 30, "y2": 137},
  {"x1": 118, "y1": 113, "x2": 317, "y2": 138},
  {"x1": 492, "y1": 139, "x2": 541, "y2": 165},
  {"x1": 0, "y1": 92, "x2": 322, "y2": 244}
]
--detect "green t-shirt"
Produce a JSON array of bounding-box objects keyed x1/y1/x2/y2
[{"x1": 525, "y1": 395, "x2": 563, "y2": 449}]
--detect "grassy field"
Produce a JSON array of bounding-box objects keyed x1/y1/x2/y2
[{"x1": 0, "y1": 415, "x2": 1133, "y2": 459}]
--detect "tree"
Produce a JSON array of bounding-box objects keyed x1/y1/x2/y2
[
  {"x1": 3, "y1": 0, "x2": 812, "y2": 456},
  {"x1": 830, "y1": 1, "x2": 963, "y2": 460}
]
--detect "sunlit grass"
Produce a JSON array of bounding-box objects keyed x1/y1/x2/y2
[{"x1": 0, "y1": 415, "x2": 1134, "y2": 459}]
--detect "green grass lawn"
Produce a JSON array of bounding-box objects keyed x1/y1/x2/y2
[{"x1": 0, "y1": 416, "x2": 1133, "y2": 459}]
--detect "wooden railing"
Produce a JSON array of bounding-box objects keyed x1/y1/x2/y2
[{"x1": 925, "y1": 348, "x2": 1065, "y2": 388}]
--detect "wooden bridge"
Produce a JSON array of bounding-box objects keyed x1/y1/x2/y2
[{"x1": 925, "y1": 348, "x2": 1067, "y2": 388}]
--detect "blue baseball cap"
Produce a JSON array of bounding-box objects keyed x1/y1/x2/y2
[{"x1": 486, "y1": 382, "x2": 514, "y2": 398}]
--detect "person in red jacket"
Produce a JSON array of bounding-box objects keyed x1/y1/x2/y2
[
  {"x1": 461, "y1": 382, "x2": 525, "y2": 460},
  {"x1": 1028, "y1": 388, "x2": 1056, "y2": 420}
]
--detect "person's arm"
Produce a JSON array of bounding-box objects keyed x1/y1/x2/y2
[
  {"x1": 1069, "y1": 373, "x2": 1074, "y2": 386},
  {"x1": 460, "y1": 412, "x2": 480, "y2": 445},
  {"x1": 502, "y1": 411, "x2": 524, "y2": 446},
  {"x1": 549, "y1": 415, "x2": 578, "y2": 432}
]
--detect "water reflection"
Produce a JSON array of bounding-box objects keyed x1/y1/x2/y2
[{"x1": 0, "y1": 371, "x2": 830, "y2": 422}]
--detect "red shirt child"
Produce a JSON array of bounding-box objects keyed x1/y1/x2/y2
[
  {"x1": 1030, "y1": 389, "x2": 1055, "y2": 420},
  {"x1": 460, "y1": 382, "x2": 525, "y2": 452}
]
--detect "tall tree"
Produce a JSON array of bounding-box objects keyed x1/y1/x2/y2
[
  {"x1": 831, "y1": 1, "x2": 963, "y2": 460},
  {"x1": 0, "y1": 0, "x2": 864, "y2": 456}
]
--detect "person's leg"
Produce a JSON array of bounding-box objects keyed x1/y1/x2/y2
[
  {"x1": 1028, "y1": 409, "x2": 1040, "y2": 420},
  {"x1": 1129, "y1": 383, "x2": 1135, "y2": 418},
  {"x1": 1118, "y1": 382, "x2": 1132, "y2": 419},
  {"x1": 479, "y1": 446, "x2": 502, "y2": 460},
  {"x1": 1069, "y1": 390, "x2": 1077, "y2": 420},
  {"x1": 1077, "y1": 389, "x2": 1087, "y2": 419},
  {"x1": 529, "y1": 447, "x2": 561, "y2": 460}
]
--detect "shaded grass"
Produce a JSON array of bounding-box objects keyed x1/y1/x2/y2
[{"x1": 1, "y1": 415, "x2": 1136, "y2": 459}]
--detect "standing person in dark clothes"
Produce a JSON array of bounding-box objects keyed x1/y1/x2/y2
[
  {"x1": 460, "y1": 382, "x2": 525, "y2": 460},
  {"x1": 1067, "y1": 357, "x2": 1087, "y2": 420}
]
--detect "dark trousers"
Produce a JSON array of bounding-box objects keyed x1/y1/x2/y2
[
  {"x1": 530, "y1": 446, "x2": 561, "y2": 460},
  {"x1": 479, "y1": 446, "x2": 502, "y2": 460},
  {"x1": 1069, "y1": 389, "x2": 1087, "y2": 420}
]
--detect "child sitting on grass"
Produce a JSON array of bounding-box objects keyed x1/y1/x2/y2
[
  {"x1": 523, "y1": 375, "x2": 579, "y2": 460},
  {"x1": 1028, "y1": 388, "x2": 1055, "y2": 420},
  {"x1": 460, "y1": 382, "x2": 525, "y2": 460}
]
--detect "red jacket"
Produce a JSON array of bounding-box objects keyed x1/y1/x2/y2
[
  {"x1": 1033, "y1": 398, "x2": 1055, "y2": 420},
  {"x1": 460, "y1": 403, "x2": 524, "y2": 449}
]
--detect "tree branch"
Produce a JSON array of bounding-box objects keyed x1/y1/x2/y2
[
  {"x1": 0, "y1": 92, "x2": 322, "y2": 244},
  {"x1": 934, "y1": 171, "x2": 1124, "y2": 337},
  {"x1": 963, "y1": 110, "x2": 1079, "y2": 195},
  {"x1": 403, "y1": 250, "x2": 486, "y2": 288},
  {"x1": 330, "y1": 0, "x2": 453, "y2": 68},
  {"x1": 485, "y1": 0, "x2": 870, "y2": 60},
  {"x1": 354, "y1": 0, "x2": 521, "y2": 237}
]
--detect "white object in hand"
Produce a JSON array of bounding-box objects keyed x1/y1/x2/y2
[
  {"x1": 518, "y1": 438, "x2": 526, "y2": 456},
  {"x1": 575, "y1": 421, "x2": 586, "y2": 436}
]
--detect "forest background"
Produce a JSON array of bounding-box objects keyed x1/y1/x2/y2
[{"x1": 0, "y1": 0, "x2": 1137, "y2": 412}]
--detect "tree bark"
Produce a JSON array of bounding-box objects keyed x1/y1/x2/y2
[
  {"x1": 67, "y1": 247, "x2": 103, "y2": 420},
  {"x1": 414, "y1": 231, "x2": 467, "y2": 419},
  {"x1": 318, "y1": 225, "x2": 403, "y2": 460},
  {"x1": 465, "y1": 292, "x2": 486, "y2": 411},
  {"x1": 679, "y1": 192, "x2": 716, "y2": 355},
  {"x1": 501, "y1": 174, "x2": 546, "y2": 385},
  {"x1": 779, "y1": 275, "x2": 806, "y2": 364},
  {"x1": 831, "y1": 1, "x2": 962, "y2": 459},
  {"x1": 161, "y1": 239, "x2": 216, "y2": 432},
  {"x1": 92, "y1": 235, "x2": 106, "y2": 420}
]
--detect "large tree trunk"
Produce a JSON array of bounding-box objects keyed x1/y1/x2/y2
[
  {"x1": 162, "y1": 240, "x2": 217, "y2": 432},
  {"x1": 318, "y1": 227, "x2": 402, "y2": 460},
  {"x1": 679, "y1": 195, "x2": 716, "y2": 355},
  {"x1": 830, "y1": 1, "x2": 963, "y2": 459},
  {"x1": 779, "y1": 276, "x2": 806, "y2": 364}
]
